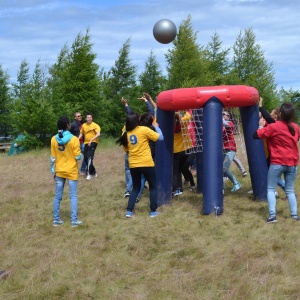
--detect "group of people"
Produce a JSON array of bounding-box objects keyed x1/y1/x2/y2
[{"x1": 49, "y1": 92, "x2": 299, "y2": 225}]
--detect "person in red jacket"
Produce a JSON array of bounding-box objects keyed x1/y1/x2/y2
[
  {"x1": 222, "y1": 111, "x2": 241, "y2": 192},
  {"x1": 254, "y1": 102, "x2": 300, "y2": 223}
]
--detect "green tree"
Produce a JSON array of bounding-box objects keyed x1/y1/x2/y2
[
  {"x1": 138, "y1": 50, "x2": 166, "y2": 99},
  {"x1": 0, "y1": 65, "x2": 12, "y2": 138},
  {"x1": 204, "y1": 32, "x2": 231, "y2": 85},
  {"x1": 48, "y1": 45, "x2": 69, "y2": 117},
  {"x1": 277, "y1": 88, "x2": 300, "y2": 120},
  {"x1": 230, "y1": 28, "x2": 278, "y2": 111},
  {"x1": 165, "y1": 15, "x2": 213, "y2": 89},
  {"x1": 11, "y1": 61, "x2": 54, "y2": 145},
  {"x1": 48, "y1": 29, "x2": 101, "y2": 121},
  {"x1": 101, "y1": 38, "x2": 138, "y2": 136},
  {"x1": 11, "y1": 60, "x2": 32, "y2": 135}
]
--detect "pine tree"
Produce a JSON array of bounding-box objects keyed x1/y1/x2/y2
[
  {"x1": 11, "y1": 60, "x2": 54, "y2": 145},
  {"x1": 48, "y1": 29, "x2": 101, "y2": 121},
  {"x1": 138, "y1": 50, "x2": 166, "y2": 99},
  {"x1": 0, "y1": 65, "x2": 12, "y2": 138},
  {"x1": 165, "y1": 15, "x2": 213, "y2": 89},
  {"x1": 231, "y1": 28, "x2": 278, "y2": 110},
  {"x1": 101, "y1": 38, "x2": 138, "y2": 136},
  {"x1": 204, "y1": 32, "x2": 231, "y2": 85}
]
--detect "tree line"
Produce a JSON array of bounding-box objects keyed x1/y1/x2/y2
[{"x1": 0, "y1": 16, "x2": 299, "y2": 148}]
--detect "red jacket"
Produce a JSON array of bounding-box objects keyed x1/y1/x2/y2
[
  {"x1": 257, "y1": 120, "x2": 300, "y2": 166},
  {"x1": 223, "y1": 121, "x2": 237, "y2": 152}
]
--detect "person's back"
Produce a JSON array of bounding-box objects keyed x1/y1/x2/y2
[
  {"x1": 51, "y1": 131, "x2": 80, "y2": 180},
  {"x1": 255, "y1": 102, "x2": 300, "y2": 223},
  {"x1": 259, "y1": 120, "x2": 299, "y2": 166}
]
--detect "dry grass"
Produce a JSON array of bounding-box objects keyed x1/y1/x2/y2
[{"x1": 1, "y1": 139, "x2": 300, "y2": 300}]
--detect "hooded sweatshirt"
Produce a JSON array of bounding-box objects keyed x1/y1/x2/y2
[{"x1": 50, "y1": 130, "x2": 81, "y2": 180}]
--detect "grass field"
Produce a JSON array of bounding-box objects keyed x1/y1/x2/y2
[{"x1": 1, "y1": 139, "x2": 300, "y2": 299}]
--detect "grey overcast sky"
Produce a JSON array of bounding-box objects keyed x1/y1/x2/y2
[{"x1": 0, "y1": 0, "x2": 299, "y2": 91}]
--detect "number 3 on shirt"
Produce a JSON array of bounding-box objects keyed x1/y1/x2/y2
[{"x1": 129, "y1": 134, "x2": 137, "y2": 145}]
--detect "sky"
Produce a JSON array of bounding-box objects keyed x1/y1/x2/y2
[{"x1": 0, "y1": 0, "x2": 299, "y2": 91}]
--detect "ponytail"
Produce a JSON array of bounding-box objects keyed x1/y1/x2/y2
[
  {"x1": 116, "y1": 131, "x2": 128, "y2": 147},
  {"x1": 57, "y1": 116, "x2": 70, "y2": 138},
  {"x1": 280, "y1": 103, "x2": 295, "y2": 136}
]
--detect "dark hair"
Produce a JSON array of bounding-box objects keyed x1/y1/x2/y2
[
  {"x1": 116, "y1": 111, "x2": 140, "y2": 147},
  {"x1": 140, "y1": 113, "x2": 153, "y2": 127},
  {"x1": 86, "y1": 112, "x2": 93, "y2": 117},
  {"x1": 57, "y1": 116, "x2": 70, "y2": 138},
  {"x1": 280, "y1": 102, "x2": 295, "y2": 136}
]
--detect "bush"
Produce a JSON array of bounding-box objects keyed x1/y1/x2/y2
[{"x1": 22, "y1": 133, "x2": 43, "y2": 151}]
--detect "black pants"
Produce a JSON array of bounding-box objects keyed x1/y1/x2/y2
[
  {"x1": 182, "y1": 153, "x2": 195, "y2": 186},
  {"x1": 84, "y1": 142, "x2": 98, "y2": 175},
  {"x1": 173, "y1": 151, "x2": 188, "y2": 192},
  {"x1": 127, "y1": 167, "x2": 157, "y2": 212}
]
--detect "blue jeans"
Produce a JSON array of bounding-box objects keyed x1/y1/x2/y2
[
  {"x1": 223, "y1": 150, "x2": 239, "y2": 186},
  {"x1": 53, "y1": 176, "x2": 79, "y2": 222},
  {"x1": 124, "y1": 153, "x2": 132, "y2": 192},
  {"x1": 267, "y1": 165, "x2": 298, "y2": 218},
  {"x1": 124, "y1": 153, "x2": 146, "y2": 197},
  {"x1": 80, "y1": 143, "x2": 87, "y2": 173}
]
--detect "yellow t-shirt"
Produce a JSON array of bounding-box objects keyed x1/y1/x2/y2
[
  {"x1": 126, "y1": 126, "x2": 159, "y2": 168},
  {"x1": 81, "y1": 122, "x2": 101, "y2": 144},
  {"x1": 173, "y1": 112, "x2": 192, "y2": 153},
  {"x1": 51, "y1": 136, "x2": 81, "y2": 180}
]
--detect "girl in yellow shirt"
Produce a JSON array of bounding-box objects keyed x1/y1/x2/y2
[
  {"x1": 50, "y1": 116, "x2": 83, "y2": 227},
  {"x1": 116, "y1": 111, "x2": 164, "y2": 218}
]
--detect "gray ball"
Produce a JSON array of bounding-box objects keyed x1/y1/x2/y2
[{"x1": 153, "y1": 19, "x2": 177, "y2": 44}]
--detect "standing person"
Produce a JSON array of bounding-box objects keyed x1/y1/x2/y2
[
  {"x1": 50, "y1": 116, "x2": 83, "y2": 227},
  {"x1": 78, "y1": 112, "x2": 101, "y2": 180},
  {"x1": 116, "y1": 111, "x2": 164, "y2": 218},
  {"x1": 172, "y1": 111, "x2": 195, "y2": 196},
  {"x1": 222, "y1": 111, "x2": 241, "y2": 192},
  {"x1": 70, "y1": 112, "x2": 86, "y2": 175},
  {"x1": 254, "y1": 102, "x2": 300, "y2": 223}
]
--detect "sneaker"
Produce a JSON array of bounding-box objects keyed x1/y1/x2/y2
[
  {"x1": 291, "y1": 215, "x2": 299, "y2": 220},
  {"x1": 53, "y1": 220, "x2": 64, "y2": 226},
  {"x1": 136, "y1": 198, "x2": 139, "y2": 203},
  {"x1": 124, "y1": 191, "x2": 130, "y2": 198},
  {"x1": 190, "y1": 185, "x2": 196, "y2": 191},
  {"x1": 266, "y1": 216, "x2": 277, "y2": 223},
  {"x1": 247, "y1": 190, "x2": 253, "y2": 194},
  {"x1": 275, "y1": 191, "x2": 279, "y2": 197},
  {"x1": 126, "y1": 211, "x2": 134, "y2": 218},
  {"x1": 94, "y1": 173, "x2": 98, "y2": 178},
  {"x1": 231, "y1": 183, "x2": 241, "y2": 192},
  {"x1": 86, "y1": 174, "x2": 92, "y2": 180},
  {"x1": 71, "y1": 220, "x2": 84, "y2": 227},
  {"x1": 242, "y1": 171, "x2": 247, "y2": 177},
  {"x1": 172, "y1": 189, "x2": 182, "y2": 197},
  {"x1": 150, "y1": 211, "x2": 160, "y2": 218}
]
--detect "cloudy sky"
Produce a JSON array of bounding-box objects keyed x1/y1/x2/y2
[{"x1": 0, "y1": 0, "x2": 299, "y2": 91}]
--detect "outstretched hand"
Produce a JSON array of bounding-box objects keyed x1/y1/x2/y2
[{"x1": 121, "y1": 97, "x2": 128, "y2": 105}]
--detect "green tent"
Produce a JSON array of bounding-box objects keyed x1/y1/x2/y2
[{"x1": 8, "y1": 134, "x2": 26, "y2": 156}]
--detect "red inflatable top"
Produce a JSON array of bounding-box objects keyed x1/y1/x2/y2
[{"x1": 157, "y1": 85, "x2": 259, "y2": 111}]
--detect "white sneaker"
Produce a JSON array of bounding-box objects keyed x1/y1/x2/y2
[
  {"x1": 86, "y1": 174, "x2": 92, "y2": 180},
  {"x1": 275, "y1": 191, "x2": 279, "y2": 197}
]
